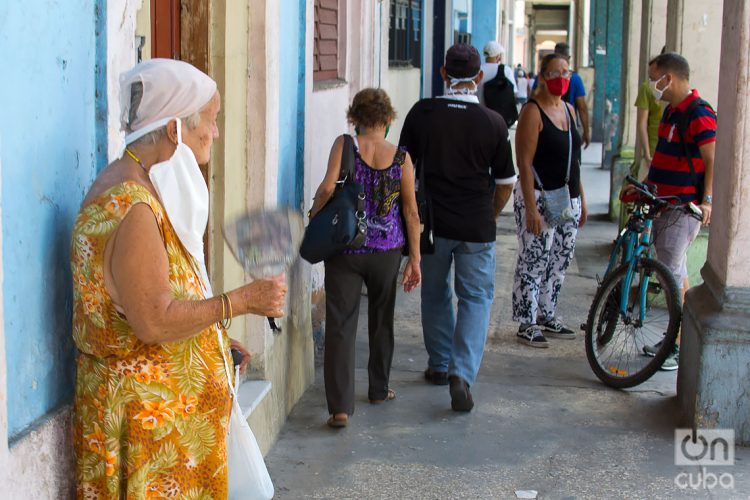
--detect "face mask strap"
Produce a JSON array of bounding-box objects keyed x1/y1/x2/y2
[
  {"x1": 651, "y1": 74, "x2": 668, "y2": 90},
  {"x1": 447, "y1": 73, "x2": 480, "y2": 94},
  {"x1": 175, "y1": 117, "x2": 183, "y2": 145}
]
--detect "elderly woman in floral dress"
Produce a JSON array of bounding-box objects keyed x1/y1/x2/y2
[{"x1": 71, "y1": 59, "x2": 286, "y2": 499}]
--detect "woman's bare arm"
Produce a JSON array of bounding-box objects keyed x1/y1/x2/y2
[
  {"x1": 399, "y1": 152, "x2": 421, "y2": 292},
  {"x1": 399, "y1": 153, "x2": 421, "y2": 261},
  {"x1": 309, "y1": 136, "x2": 345, "y2": 218},
  {"x1": 516, "y1": 103, "x2": 543, "y2": 235},
  {"x1": 109, "y1": 204, "x2": 287, "y2": 345}
]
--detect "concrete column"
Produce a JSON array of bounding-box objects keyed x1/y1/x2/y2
[
  {"x1": 677, "y1": 0, "x2": 750, "y2": 445},
  {"x1": 637, "y1": 0, "x2": 666, "y2": 85},
  {"x1": 665, "y1": 0, "x2": 723, "y2": 105},
  {"x1": 619, "y1": 0, "x2": 642, "y2": 150}
]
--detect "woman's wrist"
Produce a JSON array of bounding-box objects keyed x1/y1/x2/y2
[{"x1": 225, "y1": 288, "x2": 249, "y2": 316}]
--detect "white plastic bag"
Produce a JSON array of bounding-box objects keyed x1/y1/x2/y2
[{"x1": 227, "y1": 370, "x2": 275, "y2": 499}]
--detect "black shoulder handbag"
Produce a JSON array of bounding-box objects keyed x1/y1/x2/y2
[{"x1": 300, "y1": 135, "x2": 367, "y2": 264}]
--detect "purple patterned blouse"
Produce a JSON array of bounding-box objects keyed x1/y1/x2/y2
[{"x1": 344, "y1": 146, "x2": 407, "y2": 254}]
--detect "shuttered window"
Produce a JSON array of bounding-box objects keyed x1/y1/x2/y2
[
  {"x1": 389, "y1": 0, "x2": 422, "y2": 67},
  {"x1": 314, "y1": 0, "x2": 339, "y2": 81}
]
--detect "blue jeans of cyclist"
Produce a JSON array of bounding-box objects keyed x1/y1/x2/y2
[{"x1": 421, "y1": 237, "x2": 496, "y2": 386}]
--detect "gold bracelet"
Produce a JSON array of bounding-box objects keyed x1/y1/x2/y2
[
  {"x1": 223, "y1": 293, "x2": 233, "y2": 330},
  {"x1": 218, "y1": 294, "x2": 227, "y2": 330},
  {"x1": 219, "y1": 293, "x2": 233, "y2": 331}
]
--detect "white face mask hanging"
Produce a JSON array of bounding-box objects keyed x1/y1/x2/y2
[
  {"x1": 148, "y1": 118, "x2": 212, "y2": 296},
  {"x1": 447, "y1": 73, "x2": 480, "y2": 95}
]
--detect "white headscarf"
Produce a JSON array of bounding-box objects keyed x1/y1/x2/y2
[{"x1": 119, "y1": 59, "x2": 217, "y2": 145}]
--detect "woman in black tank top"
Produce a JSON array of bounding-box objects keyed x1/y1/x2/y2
[{"x1": 511, "y1": 53, "x2": 588, "y2": 348}]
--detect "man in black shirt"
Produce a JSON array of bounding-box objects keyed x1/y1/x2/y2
[{"x1": 399, "y1": 43, "x2": 516, "y2": 412}]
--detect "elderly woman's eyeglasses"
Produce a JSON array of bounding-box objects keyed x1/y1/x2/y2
[{"x1": 543, "y1": 70, "x2": 572, "y2": 79}]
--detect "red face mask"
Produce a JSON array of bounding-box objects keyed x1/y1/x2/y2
[{"x1": 546, "y1": 77, "x2": 570, "y2": 97}]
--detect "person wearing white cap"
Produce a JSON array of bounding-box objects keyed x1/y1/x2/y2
[
  {"x1": 478, "y1": 41, "x2": 519, "y2": 128},
  {"x1": 70, "y1": 59, "x2": 286, "y2": 497},
  {"x1": 479, "y1": 41, "x2": 517, "y2": 99}
]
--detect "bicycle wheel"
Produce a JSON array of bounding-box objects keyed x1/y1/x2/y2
[{"x1": 585, "y1": 257, "x2": 681, "y2": 388}]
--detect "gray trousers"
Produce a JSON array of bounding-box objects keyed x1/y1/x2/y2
[
  {"x1": 324, "y1": 249, "x2": 402, "y2": 415},
  {"x1": 652, "y1": 210, "x2": 701, "y2": 291}
]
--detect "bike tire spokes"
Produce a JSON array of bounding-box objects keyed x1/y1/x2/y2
[{"x1": 585, "y1": 258, "x2": 681, "y2": 388}]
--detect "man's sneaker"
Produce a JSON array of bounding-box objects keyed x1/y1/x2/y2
[
  {"x1": 659, "y1": 346, "x2": 679, "y2": 371},
  {"x1": 539, "y1": 318, "x2": 576, "y2": 339},
  {"x1": 643, "y1": 338, "x2": 664, "y2": 357},
  {"x1": 517, "y1": 325, "x2": 549, "y2": 348}
]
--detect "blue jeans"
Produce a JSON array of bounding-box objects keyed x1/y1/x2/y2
[{"x1": 421, "y1": 237, "x2": 496, "y2": 386}]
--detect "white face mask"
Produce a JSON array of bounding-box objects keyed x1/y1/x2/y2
[
  {"x1": 148, "y1": 118, "x2": 212, "y2": 296},
  {"x1": 649, "y1": 74, "x2": 670, "y2": 101},
  {"x1": 447, "y1": 73, "x2": 479, "y2": 95}
]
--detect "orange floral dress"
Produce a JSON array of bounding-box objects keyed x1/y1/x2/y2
[{"x1": 71, "y1": 182, "x2": 232, "y2": 499}]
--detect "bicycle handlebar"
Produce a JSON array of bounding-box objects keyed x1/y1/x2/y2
[
  {"x1": 624, "y1": 175, "x2": 664, "y2": 206},
  {"x1": 624, "y1": 175, "x2": 703, "y2": 221}
]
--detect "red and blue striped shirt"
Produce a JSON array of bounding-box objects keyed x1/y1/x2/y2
[{"x1": 647, "y1": 89, "x2": 716, "y2": 202}]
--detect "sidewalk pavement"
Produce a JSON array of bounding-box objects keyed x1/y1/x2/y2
[{"x1": 265, "y1": 157, "x2": 749, "y2": 499}]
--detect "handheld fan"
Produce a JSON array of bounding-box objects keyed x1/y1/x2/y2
[{"x1": 222, "y1": 207, "x2": 304, "y2": 333}]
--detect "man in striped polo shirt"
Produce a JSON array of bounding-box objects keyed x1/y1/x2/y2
[{"x1": 641, "y1": 52, "x2": 717, "y2": 370}]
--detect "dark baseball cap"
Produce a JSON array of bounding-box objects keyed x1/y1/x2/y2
[
  {"x1": 554, "y1": 42, "x2": 571, "y2": 57},
  {"x1": 445, "y1": 43, "x2": 481, "y2": 78}
]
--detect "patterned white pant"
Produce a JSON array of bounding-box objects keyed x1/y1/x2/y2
[{"x1": 512, "y1": 183, "x2": 582, "y2": 325}]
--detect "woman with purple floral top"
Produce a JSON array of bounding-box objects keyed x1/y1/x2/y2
[{"x1": 309, "y1": 88, "x2": 422, "y2": 428}]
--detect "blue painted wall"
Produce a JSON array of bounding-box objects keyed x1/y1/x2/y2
[
  {"x1": 277, "y1": 0, "x2": 306, "y2": 208},
  {"x1": 472, "y1": 0, "x2": 497, "y2": 56},
  {"x1": 0, "y1": 0, "x2": 107, "y2": 439}
]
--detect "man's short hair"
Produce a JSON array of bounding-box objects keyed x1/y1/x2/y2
[{"x1": 649, "y1": 52, "x2": 690, "y2": 81}]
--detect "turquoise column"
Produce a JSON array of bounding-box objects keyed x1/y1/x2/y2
[
  {"x1": 277, "y1": 0, "x2": 306, "y2": 208},
  {"x1": 590, "y1": 0, "x2": 624, "y2": 160}
]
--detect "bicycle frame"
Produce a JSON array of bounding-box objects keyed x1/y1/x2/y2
[{"x1": 603, "y1": 204, "x2": 654, "y2": 324}]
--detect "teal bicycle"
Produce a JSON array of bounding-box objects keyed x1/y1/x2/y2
[{"x1": 584, "y1": 176, "x2": 703, "y2": 388}]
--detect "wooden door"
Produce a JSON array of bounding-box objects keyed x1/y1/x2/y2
[{"x1": 151, "y1": 0, "x2": 181, "y2": 59}]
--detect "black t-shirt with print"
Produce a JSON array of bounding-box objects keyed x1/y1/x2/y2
[{"x1": 399, "y1": 97, "x2": 516, "y2": 243}]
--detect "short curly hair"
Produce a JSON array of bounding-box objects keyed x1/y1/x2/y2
[{"x1": 346, "y1": 88, "x2": 397, "y2": 129}]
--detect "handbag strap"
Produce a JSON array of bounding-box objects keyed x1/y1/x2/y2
[
  {"x1": 530, "y1": 103, "x2": 573, "y2": 190},
  {"x1": 564, "y1": 104, "x2": 572, "y2": 184},
  {"x1": 339, "y1": 134, "x2": 356, "y2": 183}
]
